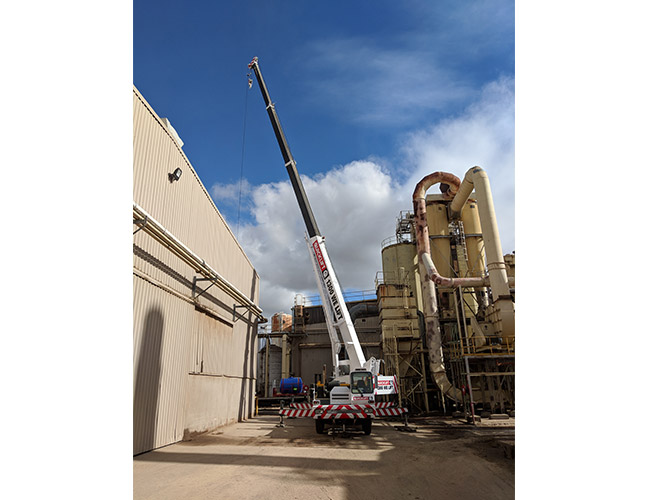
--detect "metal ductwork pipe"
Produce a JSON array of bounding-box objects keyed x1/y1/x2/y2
[
  {"x1": 133, "y1": 202, "x2": 264, "y2": 321},
  {"x1": 449, "y1": 166, "x2": 514, "y2": 341},
  {"x1": 348, "y1": 302, "x2": 379, "y2": 323},
  {"x1": 413, "y1": 172, "x2": 463, "y2": 402}
]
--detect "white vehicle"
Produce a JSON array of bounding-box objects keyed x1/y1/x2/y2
[{"x1": 248, "y1": 57, "x2": 406, "y2": 435}]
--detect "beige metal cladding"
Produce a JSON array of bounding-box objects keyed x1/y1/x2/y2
[
  {"x1": 133, "y1": 86, "x2": 259, "y2": 455},
  {"x1": 133, "y1": 87, "x2": 258, "y2": 302},
  {"x1": 134, "y1": 275, "x2": 194, "y2": 454}
]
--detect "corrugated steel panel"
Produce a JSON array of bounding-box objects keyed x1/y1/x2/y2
[
  {"x1": 133, "y1": 88, "x2": 258, "y2": 298},
  {"x1": 133, "y1": 86, "x2": 260, "y2": 455},
  {"x1": 133, "y1": 274, "x2": 194, "y2": 454}
]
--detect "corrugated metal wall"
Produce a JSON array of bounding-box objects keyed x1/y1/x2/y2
[{"x1": 133, "y1": 86, "x2": 259, "y2": 455}]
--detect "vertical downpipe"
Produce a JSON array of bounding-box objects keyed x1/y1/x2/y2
[
  {"x1": 413, "y1": 172, "x2": 464, "y2": 403},
  {"x1": 449, "y1": 166, "x2": 514, "y2": 341}
]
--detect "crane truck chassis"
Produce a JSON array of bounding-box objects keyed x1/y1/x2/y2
[{"x1": 248, "y1": 57, "x2": 407, "y2": 435}]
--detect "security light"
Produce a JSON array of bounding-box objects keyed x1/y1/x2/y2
[{"x1": 169, "y1": 168, "x2": 182, "y2": 182}]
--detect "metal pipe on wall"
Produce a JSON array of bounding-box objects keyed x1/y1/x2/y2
[
  {"x1": 448, "y1": 166, "x2": 514, "y2": 340},
  {"x1": 412, "y1": 172, "x2": 464, "y2": 402},
  {"x1": 133, "y1": 202, "x2": 264, "y2": 320}
]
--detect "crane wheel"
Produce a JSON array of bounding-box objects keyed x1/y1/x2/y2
[
  {"x1": 315, "y1": 419, "x2": 325, "y2": 434},
  {"x1": 362, "y1": 418, "x2": 372, "y2": 435}
]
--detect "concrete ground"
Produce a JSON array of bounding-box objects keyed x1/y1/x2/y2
[{"x1": 134, "y1": 411, "x2": 514, "y2": 500}]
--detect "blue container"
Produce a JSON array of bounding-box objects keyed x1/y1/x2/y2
[{"x1": 279, "y1": 377, "x2": 303, "y2": 394}]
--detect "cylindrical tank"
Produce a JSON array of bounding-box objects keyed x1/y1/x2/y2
[
  {"x1": 271, "y1": 313, "x2": 292, "y2": 333},
  {"x1": 461, "y1": 199, "x2": 486, "y2": 277},
  {"x1": 257, "y1": 341, "x2": 282, "y2": 396},
  {"x1": 279, "y1": 377, "x2": 303, "y2": 394},
  {"x1": 381, "y1": 241, "x2": 418, "y2": 292},
  {"x1": 425, "y1": 200, "x2": 452, "y2": 277}
]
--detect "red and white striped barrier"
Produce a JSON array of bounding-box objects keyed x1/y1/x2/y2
[
  {"x1": 375, "y1": 407, "x2": 408, "y2": 417},
  {"x1": 280, "y1": 408, "x2": 315, "y2": 418},
  {"x1": 290, "y1": 401, "x2": 396, "y2": 410},
  {"x1": 280, "y1": 403, "x2": 407, "y2": 419},
  {"x1": 289, "y1": 403, "x2": 312, "y2": 410},
  {"x1": 318, "y1": 404, "x2": 373, "y2": 420}
]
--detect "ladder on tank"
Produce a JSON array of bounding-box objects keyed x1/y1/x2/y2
[{"x1": 448, "y1": 220, "x2": 469, "y2": 277}]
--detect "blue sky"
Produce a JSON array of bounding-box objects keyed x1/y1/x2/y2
[{"x1": 134, "y1": 0, "x2": 515, "y2": 313}]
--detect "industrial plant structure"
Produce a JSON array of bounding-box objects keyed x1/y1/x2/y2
[
  {"x1": 133, "y1": 87, "x2": 264, "y2": 455},
  {"x1": 261, "y1": 168, "x2": 515, "y2": 421}
]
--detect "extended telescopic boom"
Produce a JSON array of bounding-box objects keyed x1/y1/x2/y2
[
  {"x1": 247, "y1": 57, "x2": 320, "y2": 238},
  {"x1": 248, "y1": 56, "x2": 374, "y2": 377}
]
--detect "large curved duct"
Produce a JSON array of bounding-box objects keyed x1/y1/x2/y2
[
  {"x1": 348, "y1": 302, "x2": 379, "y2": 323},
  {"x1": 413, "y1": 178, "x2": 491, "y2": 288},
  {"x1": 413, "y1": 172, "x2": 464, "y2": 402},
  {"x1": 449, "y1": 166, "x2": 514, "y2": 340}
]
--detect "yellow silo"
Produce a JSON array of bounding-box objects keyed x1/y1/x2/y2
[
  {"x1": 380, "y1": 241, "x2": 421, "y2": 338},
  {"x1": 425, "y1": 200, "x2": 452, "y2": 278},
  {"x1": 461, "y1": 199, "x2": 486, "y2": 278},
  {"x1": 380, "y1": 242, "x2": 418, "y2": 294}
]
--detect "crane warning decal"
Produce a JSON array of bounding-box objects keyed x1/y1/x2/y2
[
  {"x1": 375, "y1": 376, "x2": 398, "y2": 395},
  {"x1": 313, "y1": 240, "x2": 327, "y2": 272},
  {"x1": 312, "y1": 240, "x2": 344, "y2": 321}
]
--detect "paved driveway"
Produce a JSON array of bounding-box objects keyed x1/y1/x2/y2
[{"x1": 134, "y1": 412, "x2": 514, "y2": 500}]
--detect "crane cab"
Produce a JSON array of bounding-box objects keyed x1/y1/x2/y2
[{"x1": 328, "y1": 370, "x2": 375, "y2": 405}]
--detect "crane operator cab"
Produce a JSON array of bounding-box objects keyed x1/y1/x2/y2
[
  {"x1": 350, "y1": 370, "x2": 375, "y2": 404},
  {"x1": 329, "y1": 369, "x2": 376, "y2": 405}
]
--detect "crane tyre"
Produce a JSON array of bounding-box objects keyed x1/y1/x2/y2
[
  {"x1": 362, "y1": 418, "x2": 372, "y2": 435},
  {"x1": 315, "y1": 419, "x2": 325, "y2": 434}
]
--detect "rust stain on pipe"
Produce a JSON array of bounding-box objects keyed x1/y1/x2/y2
[
  {"x1": 413, "y1": 172, "x2": 485, "y2": 288},
  {"x1": 412, "y1": 171, "x2": 465, "y2": 402}
]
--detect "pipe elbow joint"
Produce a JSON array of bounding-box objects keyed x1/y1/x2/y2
[
  {"x1": 467, "y1": 165, "x2": 483, "y2": 179},
  {"x1": 449, "y1": 165, "x2": 484, "y2": 220}
]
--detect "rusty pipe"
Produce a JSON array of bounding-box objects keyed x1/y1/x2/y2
[
  {"x1": 413, "y1": 172, "x2": 464, "y2": 402},
  {"x1": 449, "y1": 166, "x2": 514, "y2": 340},
  {"x1": 413, "y1": 173, "x2": 485, "y2": 288}
]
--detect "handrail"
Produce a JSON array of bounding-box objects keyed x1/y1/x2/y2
[
  {"x1": 297, "y1": 289, "x2": 377, "y2": 307},
  {"x1": 447, "y1": 335, "x2": 515, "y2": 358}
]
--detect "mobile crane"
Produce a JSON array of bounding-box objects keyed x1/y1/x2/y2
[{"x1": 248, "y1": 57, "x2": 406, "y2": 435}]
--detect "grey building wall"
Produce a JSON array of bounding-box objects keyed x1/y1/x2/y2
[
  {"x1": 133, "y1": 87, "x2": 260, "y2": 455},
  {"x1": 290, "y1": 309, "x2": 382, "y2": 385}
]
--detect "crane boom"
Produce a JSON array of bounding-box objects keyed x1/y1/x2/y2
[
  {"x1": 247, "y1": 58, "x2": 320, "y2": 238},
  {"x1": 248, "y1": 57, "x2": 371, "y2": 376}
]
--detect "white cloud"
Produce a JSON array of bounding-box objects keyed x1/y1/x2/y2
[
  {"x1": 237, "y1": 161, "x2": 403, "y2": 314},
  {"x1": 229, "y1": 77, "x2": 514, "y2": 315},
  {"x1": 211, "y1": 178, "x2": 252, "y2": 206},
  {"x1": 401, "y1": 75, "x2": 515, "y2": 252}
]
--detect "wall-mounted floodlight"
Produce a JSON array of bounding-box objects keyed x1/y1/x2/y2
[{"x1": 168, "y1": 167, "x2": 182, "y2": 182}]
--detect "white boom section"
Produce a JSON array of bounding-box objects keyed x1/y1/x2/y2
[{"x1": 306, "y1": 234, "x2": 371, "y2": 374}]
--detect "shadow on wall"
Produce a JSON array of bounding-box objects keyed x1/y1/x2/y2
[
  {"x1": 238, "y1": 272, "x2": 259, "y2": 422},
  {"x1": 133, "y1": 308, "x2": 164, "y2": 455}
]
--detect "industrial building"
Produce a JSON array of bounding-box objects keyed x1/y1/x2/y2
[
  {"x1": 258, "y1": 299, "x2": 382, "y2": 398},
  {"x1": 259, "y1": 169, "x2": 515, "y2": 421},
  {"x1": 132, "y1": 87, "x2": 264, "y2": 455}
]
